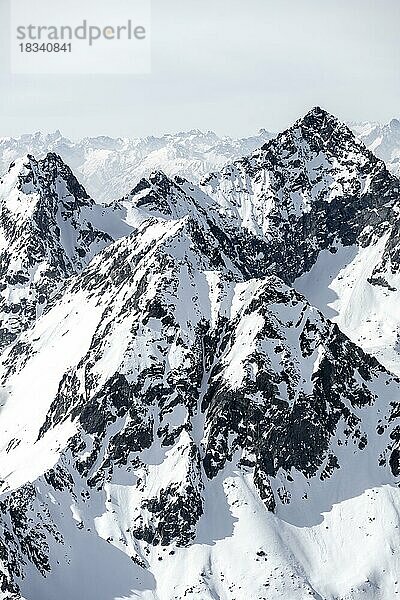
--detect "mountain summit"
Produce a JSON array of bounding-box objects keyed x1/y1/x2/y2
[{"x1": 0, "y1": 153, "x2": 129, "y2": 351}]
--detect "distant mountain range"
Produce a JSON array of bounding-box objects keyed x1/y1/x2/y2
[
  {"x1": 0, "y1": 117, "x2": 398, "y2": 205},
  {"x1": 0, "y1": 129, "x2": 273, "y2": 204},
  {"x1": 351, "y1": 118, "x2": 400, "y2": 178}
]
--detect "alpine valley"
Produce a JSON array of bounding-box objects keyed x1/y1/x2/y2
[{"x1": 1, "y1": 107, "x2": 400, "y2": 600}]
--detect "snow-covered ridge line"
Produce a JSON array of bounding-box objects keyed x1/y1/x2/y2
[
  {"x1": 0, "y1": 114, "x2": 398, "y2": 204},
  {"x1": 0, "y1": 128, "x2": 274, "y2": 204}
]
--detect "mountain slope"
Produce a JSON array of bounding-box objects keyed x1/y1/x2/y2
[
  {"x1": 0, "y1": 153, "x2": 131, "y2": 352},
  {"x1": 1, "y1": 203, "x2": 400, "y2": 599},
  {"x1": 202, "y1": 107, "x2": 400, "y2": 375}
]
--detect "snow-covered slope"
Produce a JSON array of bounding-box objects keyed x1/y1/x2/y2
[
  {"x1": 294, "y1": 239, "x2": 400, "y2": 377},
  {"x1": 0, "y1": 130, "x2": 273, "y2": 204},
  {"x1": 0, "y1": 153, "x2": 130, "y2": 353},
  {"x1": 2, "y1": 108, "x2": 400, "y2": 599}
]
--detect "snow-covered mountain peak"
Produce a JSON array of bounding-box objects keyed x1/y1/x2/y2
[
  {"x1": 147, "y1": 169, "x2": 177, "y2": 188},
  {"x1": 296, "y1": 104, "x2": 342, "y2": 127},
  {"x1": 113, "y1": 170, "x2": 215, "y2": 230},
  {"x1": 198, "y1": 110, "x2": 400, "y2": 379},
  {"x1": 0, "y1": 153, "x2": 121, "y2": 352},
  {"x1": 3, "y1": 152, "x2": 91, "y2": 214},
  {"x1": 288, "y1": 105, "x2": 373, "y2": 157},
  {"x1": 272, "y1": 105, "x2": 384, "y2": 168},
  {"x1": 201, "y1": 107, "x2": 399, "y2": 248}
]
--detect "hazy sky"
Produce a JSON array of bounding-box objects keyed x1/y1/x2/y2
[{"x1": 0, "y1": 0, "x2": 399, "y2": 138}]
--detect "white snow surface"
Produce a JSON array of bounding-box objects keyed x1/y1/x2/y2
[{"x1": 295, "y1": 241, "x2": 400, "y2": 377}]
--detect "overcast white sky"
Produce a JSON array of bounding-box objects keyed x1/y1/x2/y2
[{"x1": 0, "y1": 0, "x2": 399, "y2": 138}]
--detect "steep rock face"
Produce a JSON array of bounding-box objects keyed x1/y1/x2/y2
[{"x1": 0, "y1": 154, "x2": 130, "y2": 353}]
